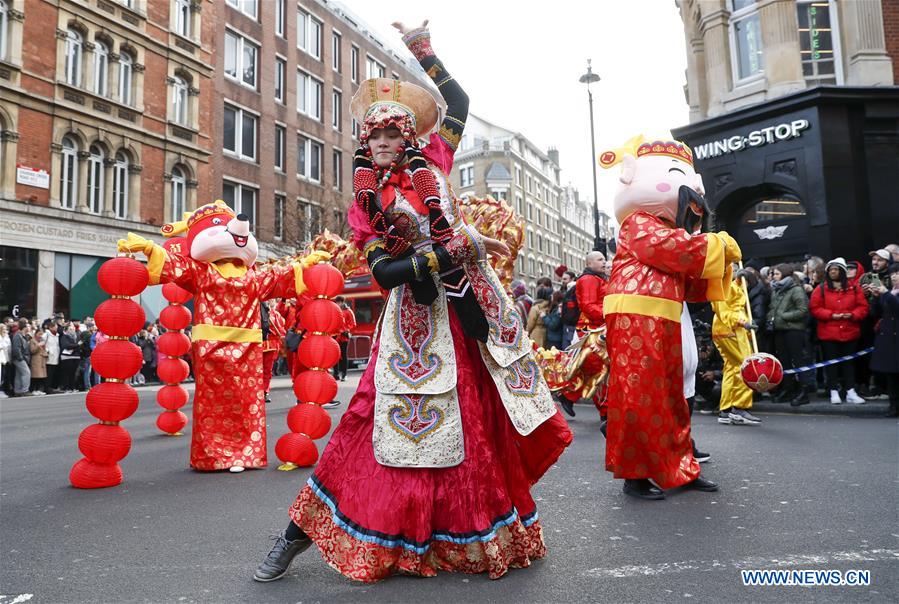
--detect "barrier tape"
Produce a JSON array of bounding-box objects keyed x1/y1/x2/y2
[{"x1": 783, "y1": 347, "x2": 874, "y2": 374}]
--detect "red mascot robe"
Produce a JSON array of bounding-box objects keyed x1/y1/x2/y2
[{"x1": 604, "y1": 211, "x2": 733, "y2": 489}]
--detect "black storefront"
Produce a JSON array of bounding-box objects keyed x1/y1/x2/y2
[{"x1": 672, "y1": 86, "x2": 899, "y2": 265}]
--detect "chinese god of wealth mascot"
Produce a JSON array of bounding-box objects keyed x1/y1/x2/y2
[
  {"x1": 599, "y1": 136, "x2": 741, "y2": 500},
  {"x1": 118, "y1": 201, "x2": 327, "y2": 472}
]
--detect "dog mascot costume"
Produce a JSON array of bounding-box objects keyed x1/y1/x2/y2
[{"x1": 118, "y1": 201, "x2": 326, "y2": 472}]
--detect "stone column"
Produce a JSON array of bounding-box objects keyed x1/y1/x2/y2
[
  {"x1": 76, "y1": 150, "x2": 90, "y2": 213},
  {"x1": 757, "y1": 0, "x2": 805, "y2": 97},
  {"x1": 37, "y1": 250, "x2": 56, "y2": 321},
  {"x1": 108, "y1": 53, "x2": 121, "y2": 103},
  {"x1": 102, "y1": 156, "x2": 115, "y2": 218},
  {"x1": 840, "y1": 0, "x2": 894, "y2": 85},
  {"x1": 82, "y1": 41, "x2": 96, "y2": 92},
  {"x1": 699, "y1": 4, "x2": 732, "y2": 117}
]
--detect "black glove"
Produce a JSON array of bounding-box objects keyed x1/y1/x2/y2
[
  {"x1": 403, "y1": 140, "x2": 427, "y2": 172},
  {"x1": 353, "y1": 144, "x2": 374, "y2": 171}
]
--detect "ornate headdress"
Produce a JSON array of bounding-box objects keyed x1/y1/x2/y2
[
  {"x1": 160, "y1": 200, "x2": 234, "y2": 238},
  {"x1": 350, "y1": 78, "x2": 440, "y2": 142},
  {"x1": 599, "y1": 134, "x2": 694, "y2": 169}
]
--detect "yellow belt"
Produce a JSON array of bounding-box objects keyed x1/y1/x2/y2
[
  {"x1": 604, "y1": 293, "x2": 682, "y2": 323},
  {"x1": 191, "y1": 324, "x2": 262, "y2": 343}
]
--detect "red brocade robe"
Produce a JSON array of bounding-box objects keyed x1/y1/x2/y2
[
  {"x1": 605, "y1": 211, "x2": 733, "y2": 489},
  {"x1": 151, "y1": 255, "x2": 305, "y2": 471}
]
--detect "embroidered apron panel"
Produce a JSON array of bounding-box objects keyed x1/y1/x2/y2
[
  {"x1": 374, "y1": 281, "x2": 456, "y2": 395},
  {"x1": 373, "y1": 388, "x2": 464, "y2": 468},
  {"x1": 479, "y1": 345, "x2": 558, "y2": 436},
  {"x1": 466, "y1": 261, "x2": 532, "y2": 367}
]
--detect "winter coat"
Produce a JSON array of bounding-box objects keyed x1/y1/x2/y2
[
  {"x1": 746, "y1": 279, "x2": 770, "y2": 326},
  {"x1": 0, "y1": 334, "x2": 9, "y2": 364},
  {"x1": 766, "y1": 278, "x2": 808, "y2": 332},
  {"x1": 136, "y1": 336, "x2": 156, "y2": 365},
  {"x1": 10, "y1": 332, "x2": 31, "y2": 364},
  {"x1": 859, "y1": 270, "x2": 889, "y2": 301},
  {"x1": 809, "y1": 283, "x2": 868, "y2": 342},
  {"x1": 870, "y1": 291, "x2": 899, "y2": 374},
  {"x1": 526, "y1": 299, "x2": 550, "y2": 349},
  {"x1": 29, "y1": 339, "x2": 48, "y2": 379},
  {"x1": 44, "y1": 332, "x2": 60, "y2": 365},
  {"x1": 79, "y1": 331, "x2": 93, "y2": 358},
  {"x1": 59, "y1": 333, "x2": 81, "y2": 360},
  {"x1": 543, "y1": 306, "x2": 563, "y2": 349}
]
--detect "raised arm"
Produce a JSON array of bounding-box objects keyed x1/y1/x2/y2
[{"x1": 397, "y1": 22, "x2": 469, "y2": 153}]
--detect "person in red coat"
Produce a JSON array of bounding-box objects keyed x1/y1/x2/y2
[
  {"x1": 809, "y1": 257, "x2": 869, "y2": 404},
  {"x1": 261, "y1": 300, "x2": 286, "y2": 404},
  {"x1": 331, "y1": 296, "x2": 356, "y2": 382}
]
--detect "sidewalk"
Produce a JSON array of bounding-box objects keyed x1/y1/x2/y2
[{"x1": 747, "y1": 394, "x2": 892, "y2": 417}]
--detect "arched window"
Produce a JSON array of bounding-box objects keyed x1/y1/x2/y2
[
  {"x1": 65, "y1": 29, "x2": 82, "y2": 86},
  {"x1": 93, "y1": 40, "x2": 108, "y2": 96},
  {"x1": 113, "y1": 151, "x2": 129, "y2": 219},
  {"x1": 60, "y1": 136, "x2": 78, "y2": 209},
  {"x1": 171, "y1": 166, "x2": 186, "y2": 221},
  {"x1": 87, "y1": 144, "x2": 105, "y2": 214},
  {"x1": 172, "y1": 76, "x2": 188, "y2": 125},
  {"x1": 118, "y1": 52, "x2": 133, "y2": 105},
  {"x1": 0, "y1": 1, "x2": 8, "y2": 61}
]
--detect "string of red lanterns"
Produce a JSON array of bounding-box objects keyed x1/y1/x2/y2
[
  {"x1": 276, "y1": 262, "x2": 344, "y2": 470},
  {"x1": 155, "y1": 283, "x2": 194, "y2": 435},
  {"x1": 70, "y1": 255, "x2": 149, "y2": 488}
]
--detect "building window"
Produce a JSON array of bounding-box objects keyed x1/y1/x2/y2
[
  {"x1": 797, "y1": 0, "x2": 838, "y2": 85},
  {"x1": 491, "y1": 190, "x2": 505, "y2": 201},
  {"x1": 297, "y1": 200, "x2": 321, "y2": 244},
  {"x1": 65, "y1": 29, "x2": 82, "y2": 86},
  {"x1": 0, "y1": 1, "x2": 7, "y2": 61},
  {"x1": 93, "y1": 41, "x2": 108, "y2": 97},
  {"x1": 351, "y1": 118, "x2": 359, "y2": 140},
  {"x1": 296, "y1": 70, "x2": 322, "y2": 120},
  {"x1": 172, "y1": 76, "x2": 188, "y2": 125},
  {"x1": 366, "y1": 55, "x2": 385, "y2": 79},
  {"x1": 118, "y1": 52, "x2": 133, "y2": 106},
  {"x1": 275, "y1": 0, "x2": 285, "y2": 36},
  {"x1": 113, "y1": 151, "x2": 129, "y2": 219},
  {"x1": 275, "y1": 57, "x2": 285, "y2": 103},
  {"x1": 274, "y1": 194, "x2": 284, "y2": 239},
  {"x1": 223, "y1": 104, "x2": 257, "y2": 161},
  {"x1": 350, "y1": 45, "x2": 359, "y2": 82},
  {"x1": 460, "y1": 165, "x2": 473, "y2": 188},
  {"x1": 332, "y1": 149, "x2": 342, "y2": 191},
  {"x1": 171, "y1": 166, "x2": 186, "y2": 221},
  {"x1": 226, "y1": 0, "x2": 257, "y2": 20},
  {"x1": 515, "y1": 193, "x2": 523, "y2": 215},
  {"x1": 331, "y1": 89, "x2": 341, "y2": 131},
  {"x1": 60, "y1": 136, "x2": 78, "y2": 210},
  {"x1": 174, "y1": 0, "x2": 191, "y2": 38},
  {"x1": 731, "y1": 0, "x2": 763, "y2": 81},
  {"x1": 224, "y1": 30, "x2": 257, "y2": 89},
  {"x1": 297, "y1": 8, "x2": 321, "y2": 59},
  {"x1": 274, "y1": 124, "x2": 285, "y2": 172},
  {"x1": 297, "y1": 134, "x2": 322, "y2": 182},
  {"x1": 87, "y1": 144, "x2": 105, "y2": 215},
  {"x1": 332, "y1": 31, "x2": 341, "y2": 72},
  {"x1": 222, "y1": 181, "x2": 257, "y2": 231}
]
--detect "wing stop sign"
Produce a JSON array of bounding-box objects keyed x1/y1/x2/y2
[{"x1": 693, "y1": 119, "x2": 810, "y2": 160}]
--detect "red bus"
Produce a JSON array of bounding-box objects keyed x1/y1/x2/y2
[{"x1": 342, "y1": 274, "x2": 385, "y2": 368}]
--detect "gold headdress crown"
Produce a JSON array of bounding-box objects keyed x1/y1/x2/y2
[
  {"x1": 599, "y1": 134, "x2": 694, "y2": 169},
  {"x1": 350, "y1": 78, "x2": 440, "y2": 139}
]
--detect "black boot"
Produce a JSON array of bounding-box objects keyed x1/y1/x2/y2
[
  {"x1": 692, "y1": 440, "x2": 711, "y2": 463},
  {"x1": 789, "y1": 387, "x2": 810, "y2": 407},
  {"x1": 684, "y1": 475, "x2": 718, "y2": 492},
  {"x1": 623, "y1": 479, "x2": 665, "y2": 500},
  {"x1": 253, "y1": 530, "x2": 313, "y2": 582},
  {"x1": 559, "y1": 396, "x2": 576, "y2": 417}
]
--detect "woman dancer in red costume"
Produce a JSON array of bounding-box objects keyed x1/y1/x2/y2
[{"x1": 254, "y1": 21, "x2": 572, "y2": 583}]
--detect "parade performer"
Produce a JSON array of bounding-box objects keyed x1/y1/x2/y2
[
  {"x1": 712, "y1": 273, "x2": 761, "y2": 425},
  {"x1": 599, "y1": 135, "x2": 741, "y2": 500},
  {"x1": 117, "y1": 202, "x2": 326, "y2": 472},
  {"x1": 261, "y1": 300, "x2": 286, "y2": 404},
  {"x1": 254, "y1": 21, "x2": 571, "y2": 583}
]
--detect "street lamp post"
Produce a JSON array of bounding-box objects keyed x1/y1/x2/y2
[{"x1": 579, "y1": 59, "x2": 603, "y2": 253}]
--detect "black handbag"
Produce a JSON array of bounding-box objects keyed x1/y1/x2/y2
[{"x1": 285, "y1": 329, "x2": 303, "y2": 352}]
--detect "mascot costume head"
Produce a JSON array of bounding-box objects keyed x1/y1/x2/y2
[{"x1": 161, "y1": 200, "x2": 259, "y2": 266}]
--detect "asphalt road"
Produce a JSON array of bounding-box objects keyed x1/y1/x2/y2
[{"x1": 1, "y1": 377, "x2": 897, "y2": 603}]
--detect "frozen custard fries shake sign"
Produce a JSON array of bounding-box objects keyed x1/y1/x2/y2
[{"x1": 693, "y1": 119, "x2": 810, "y2": 160}]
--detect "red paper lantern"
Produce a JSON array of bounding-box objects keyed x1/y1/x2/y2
[
  {"x1": 293, "y1": 370, "x2": 338, "y2": 404},
  {"x1": 156, "y1": 331, "x2": 191, "y2": 357},
  {"x1": 303, "y1": 263, "x2": 345, "y2": 298},
  {"x1": 91, "y1": 340, "x2": 142, "y2": 380},
  {"x1": 298, "y1": 334, "x2": 340, "y2": 370},
  {"x1": 157, "y1": 384, "x2": 189, "y2": 410},
  {"x1": 287, "y1": 403, "x2": 332, "y2": 439},
  {"x1": 86, "y1": 382, "x2": 139, "y2": 422},
  {"x1": 300, "y1": 299, "x2": 343, "y2": 334},
  {"x1": 740, "y1": 353, "x2": 784, "y2": 393},
  {"x1": 69, "y1": 458, "x2": 123, "y2": 489},
  {"x1": 157, "y1": 358, "x2": 190, "y2": 384},
  {"x1": 159, "y1": 304, "x2": 192, "y2": 331},
  {"x1": 94, "y1": 298, "x2": 146, "y2": 337},
  {"x1": 275, "y1": 432, "x2": 319, "y2": 466},
  {"x1": 78, "y1": 424, "x2": 132, "y2": 464},
  {"x1": 156, "y1": 410, "x2": 189, "y2": 434},
  {"x1": 162, "y1": 282, "x2": 193, "y2": 304},
  {"x1": 97, "y1": 256, "x2": 149, "y2": 297}
]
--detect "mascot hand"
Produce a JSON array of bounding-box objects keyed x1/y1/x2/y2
[
  {"x1": 717, "y1": 231, "x2": 742, "y2": 263},
  {"x1": 300, "y1": 250, "x2": 332, "y2": 269},
  {"x1": 117, "y1": 232, "x2": 154, "y2": 256}
]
